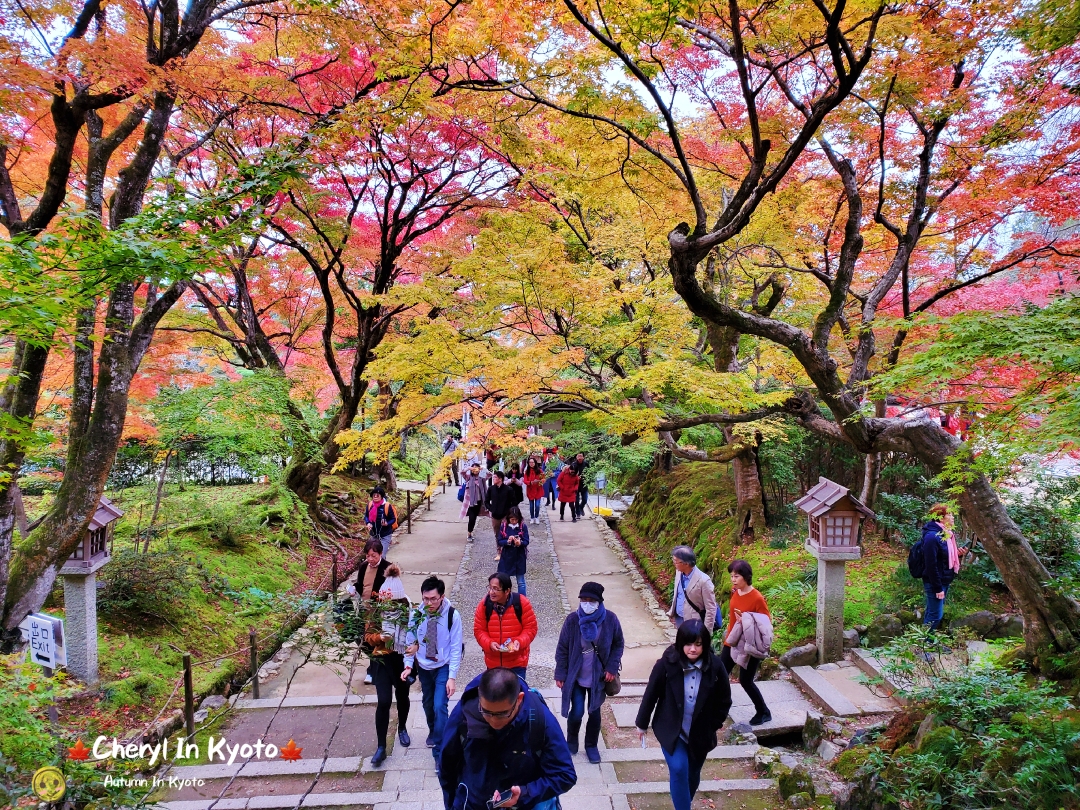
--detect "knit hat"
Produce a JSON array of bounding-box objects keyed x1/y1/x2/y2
[
  {"x1": 578, "y1": 581, "x2": 605, "y2": 602},
  {"x1": 379, "y1": 564, "x2": 408, "y2": 601}
]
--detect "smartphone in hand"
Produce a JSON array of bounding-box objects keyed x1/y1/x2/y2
[{"x1": 488, "y1": 790, "x2": 515, "y2": 809}]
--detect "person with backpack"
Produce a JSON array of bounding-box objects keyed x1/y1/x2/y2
[
  {"x1": 497, "y1": 507, "x2": 530, "y2": 596},
  {"x1": 556, "y1": 465, "x2": 580, "y2": 522},
  {"x1": 569, "y1": 452, "x2": 589, "y2": 519},
  {"x1": 474, "y1": 573, "x2": 538, "y2": 678},
  {"x1": 668, "y1": 546, "x2": 718, "y2": 632},
  {"x1": 719, "y1": 559, "x2": 773, "y2": 726},
  {"x1": 485, "y1": 471, "x2": 515, "y2": 561},
  {"x1": 916, "y1": 504, "x2": 967, "y2": 632},
  {"x1": 460, "y1": 462, "x2": 487, "y2": 543},
  {"x1": 342, "y1": 538, "x2": 394, "y2": 685},
  {"x1": 554, "y1": 582, "x2": 624, "y2": 764},
  {"x1": 366, "y1": 486, "x2": 399, "y2": 556},
  {"x1": 443, "y1": 435, "x2": 460, "y2": 486},
  {"x1": 635, "y1": 620, "x2": 732, "y2": 810},
  {"x1": 438, "y1": 667, "x2": 576, "y2": 810},
  {"x1": 403, "y1": 576, "x2": 464, "y2": 771},
  {"x1": 364, "y1": 564, "x2": 412, "y2": 767},
  {"x1": 523, "y1": 456, "x2": 546, "y2": 525}
]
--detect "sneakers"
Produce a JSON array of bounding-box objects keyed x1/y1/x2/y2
[
  {"x1": 467, "y1": 533, "x2": 474, "y2": 542},
  {"x1": 426, "y1": 732, "x2": 437, "y2": 748},
  {"x1": 748, "y1": 710, "x2": 772, "y2": 726},
  {"x1": 364, "y1": 673, "x2": 373, "y2": 685}
]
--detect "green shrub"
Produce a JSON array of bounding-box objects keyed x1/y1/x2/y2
[
  {"x1": 859, "y1": 632, "x2": 1080, "y2": 809},
  {"x1": 763, "y1": 580, "x2": 816, "y2": 649},
  {"x1": 98, "y1": 549, "x2": 194, "y2": 624}
]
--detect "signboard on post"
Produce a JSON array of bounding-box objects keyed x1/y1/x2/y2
[{"x1": 19, "y1": 613, "x2": 66, "y2": 669}]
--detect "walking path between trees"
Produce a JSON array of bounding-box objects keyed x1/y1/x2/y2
[{"x1": 155, "y1": 485, "x2": 894, "y2": 810}]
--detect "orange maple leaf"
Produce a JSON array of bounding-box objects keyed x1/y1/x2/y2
[
  {"x1": 68, "y1": 740, "x2": 91, "y2": 761},
  {"x1": 279, "y1": 740, "x2": 302, "y2": 761}
]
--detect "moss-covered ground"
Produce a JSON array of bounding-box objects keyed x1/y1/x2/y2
[{"x1": 18, "y1": 473, "x2": 383, "y2": 745}]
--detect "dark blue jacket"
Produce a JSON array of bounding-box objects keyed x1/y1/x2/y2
[
  {"x1": 497, "y1": 522, "x2": 530, "y2": 577},
  {"x1": 554, "y1": 609, "x2": 625, "y2": 717},
  {"x1": 438, "y1": 674, "x2": 576, "y2": 810},
  {"x1": 920, "y1": 520, "x2": 955, "y2": 593}
]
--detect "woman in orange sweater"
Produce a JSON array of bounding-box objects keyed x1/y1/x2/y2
[{"x1": 720, "y1": 559, "x2": 772, "y2": 725}]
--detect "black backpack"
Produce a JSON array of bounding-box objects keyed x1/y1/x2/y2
[
  {"x1": 446, "y1": 604, "x2": 465, "y2": 657},
  {"x1": 908, "y1": 524, "x2": 941, "y2": 579},
  {"x1": 484, "y1": 593, "x2": 524, "y2": 623}
]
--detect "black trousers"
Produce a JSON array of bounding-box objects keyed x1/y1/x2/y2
[
  {"x1": 576, "y1": 485, "x2": 589, "y2": 516},
  {"x1": 371, "y1": 652, "x2": 411, "y2": 747},
  {"x1": 719, "y1": 646, "x2": 768, "y2": 716},
  {"x1": 466, "y1": 503, "x2": 482, "y2": 533},
  {"x1": 560, "y1": 502, "x2": 577, "y2": 520}
]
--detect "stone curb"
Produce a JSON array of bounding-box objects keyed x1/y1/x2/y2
[{"x1": 589, "y1": 513, "x2": 674, "y2": 636}]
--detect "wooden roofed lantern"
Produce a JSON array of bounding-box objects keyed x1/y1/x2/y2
[
  {"x1": 794, "y1": 477, "x2": 875, "y2": 554},
  {"x1": 60, "y1": 496, "x2": 123, "y2": 575}
]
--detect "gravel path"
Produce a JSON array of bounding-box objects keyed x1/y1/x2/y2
[{"x1": 448, "y1": 504, "x2": 570, "y2": 687}]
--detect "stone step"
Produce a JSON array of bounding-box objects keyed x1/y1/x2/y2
[
  {"x1": 610, "y1": 679, "x2": 810, "y2": 737},
  {"x1": 161, "y1": 777, "x2": 776, "y2": 810},
  {"x1": 789, "y1": 666, "x2": 860, "y2": 716}
]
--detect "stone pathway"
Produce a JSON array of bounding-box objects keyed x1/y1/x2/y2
[{"x1": 154, "y1": 488, "x2": 882, "y2": 810}]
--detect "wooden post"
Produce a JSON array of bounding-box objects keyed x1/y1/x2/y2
[
  {"x1": 426, "y1": 476, "x2": 431, "y2": 510},
  {"x1": 183, "y1": 653, "x2": 195, "y2": 737},
  {"x1": 406, "y1": 491, "x2": 412, "y2": 534},
  {"x1": 249, "y1": 628, "x2": 259, "y2": 700},
  {"x1": 331, "y1": 557, "x2": 338, "y2": 594}
]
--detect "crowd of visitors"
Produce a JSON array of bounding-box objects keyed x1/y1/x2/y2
[{"x1": 338, "y1": 449, "x2": 787, "y2": 810}]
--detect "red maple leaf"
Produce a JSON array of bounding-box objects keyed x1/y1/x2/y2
[
  {"x1": 68, "y1": 740, "x2": 91, "y2": 761},
  {"x1": 279, "y1": 740, "x2": 302, "y2": 761}
]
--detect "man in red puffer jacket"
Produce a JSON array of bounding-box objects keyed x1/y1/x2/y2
[{"x1": 474, "y1": 572, "x2": 538, "y2": 677}]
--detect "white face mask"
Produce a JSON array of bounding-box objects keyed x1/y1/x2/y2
[{"x1": 580, "y1": 601, "x2": 599, "y2": 614}]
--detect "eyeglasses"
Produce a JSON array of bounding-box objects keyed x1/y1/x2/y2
[
  {"x1": 478, "y1": 704, "x2": 517, "y2": 719},
  {"x1": 421, "y1": 595, "x2": 442, "y2": 604}
]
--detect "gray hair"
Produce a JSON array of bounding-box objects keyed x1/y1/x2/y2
[{"x1": 672, "y1": 545, "x2": 696, "y2": 566}]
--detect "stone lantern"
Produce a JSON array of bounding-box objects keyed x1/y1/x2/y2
[
  {"x1": 58, "y1": 496, "x2": 123, "y2": 686},
  {"x1": 794, "y1": 478, "x2": 874, "y2": 664}
]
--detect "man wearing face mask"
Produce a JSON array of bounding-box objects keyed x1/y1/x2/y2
[
  {"x1": 438, "y1": 668, "x2": 576, "y2": 810},
  {"x1": 554, "y1": 582, "x2": 625, "y2": 764}
]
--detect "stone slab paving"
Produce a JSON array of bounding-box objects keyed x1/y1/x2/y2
[{"x1": 159, "y1": 489, "x2": 781, "y2": 810}]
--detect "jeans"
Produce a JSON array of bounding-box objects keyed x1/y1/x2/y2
[
  {"x1": 719, "y1": 646, "x2": 768, "y2": 717},
  {"x1": 511, "y1": 666, "x2": 527, "y2": 680},
  {"x1": 514, "y1": 575, "x2": 527, "y2": 596},
  {"x1": 418, "y1": 664, "x2": 450, "y2": 762},
  {"x1": 371, "y1": 652, "x2": 410, "y2": 748},
  {"x1": 576, "y1": 486, "x2": 588, "y2": 517},
  {"x1": 544, "y1": 479, "x2": 558, "y2": 505},
  {"x1": 567, "y1": 684, "x2": 602, "y2": 748},
  {"x1": 529, "y1": 498, "x2": 542, "y2": 519},
  {"x1": 923, "y1": 582, "x2": 950, "y2": 630},
  {"x1": 662, "y1": 738, "x2": 706, "y2": 810},
  {"x1": 466, "y1": 504, "x2": 482, "y2": 534}
]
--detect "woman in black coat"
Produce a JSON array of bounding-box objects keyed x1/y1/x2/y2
[{"x1": 635, "y1": 620, "x2": 732, "y2": 810}]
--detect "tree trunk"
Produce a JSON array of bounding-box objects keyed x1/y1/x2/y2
[
  {"x1": 860, "y1": 452, "x2": 881, "y2": 509},
  {"x1": 726, "y1": 428, "x2": 767, "y2": 544}
]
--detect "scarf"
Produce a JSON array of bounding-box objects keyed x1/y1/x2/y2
[
  {"x1": 578, "y1": 603, "x2": 606, "y2": 643},
  {"x1": 945, "y1": 529, "x2": 961, "y2": 573},
  {"x1": 367, "y1": 501, "x2": 384, "y2": 525}
]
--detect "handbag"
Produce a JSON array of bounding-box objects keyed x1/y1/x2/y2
[
  {"x1": 457, "y1": 482, "x2": 466, "y2": 502},
  {"x1": 591, "y1": 641, "x2": 622, "y2": 696}
]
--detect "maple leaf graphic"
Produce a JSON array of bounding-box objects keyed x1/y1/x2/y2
[
  {"x1": 68, "y1": 740, "x2": 91, "y2": 761},
  {"x1": 279, "y1": 740, "x2": 302, "y2": 761}
]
